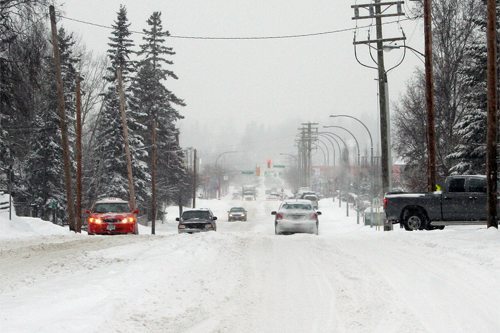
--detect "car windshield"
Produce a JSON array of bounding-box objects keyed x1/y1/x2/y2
[
  {"x1": 94, "y1": 203, "x2": 130, "y2": 213},
  {"x1": 182, "y1": 211, "x2": 211, "y2": 220},
  {"x1": 304, "y1": 195, "x2": 318, "y2": 201},
  {"x1": 282, "y1": 203, "x2": 312, "y2": 210},
  {"x1": 230, "y1": 207, "x2": 245, "y2": 212}
]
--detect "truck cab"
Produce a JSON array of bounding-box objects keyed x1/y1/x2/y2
[
  {"x1": 384, "y1": 175, "x2": 489, "y2": 231},
  {"x1": 441, "y1": 175, "x2": 487, "y2": 221}
]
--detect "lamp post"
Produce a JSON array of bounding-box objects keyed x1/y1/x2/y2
[
  {"x1": 317, "y1": 139, "x2": 331, "y2": 166},
  {"x1": 329, "y1": 115, "x2": 373, "y2": 169},
  {"x1": 319, "y1": 132, "x2": 348, "y2": 162},
  {"x1": 317, "y1": 134, "x2": 337, "y2": 167},
  {"x1": 280, "y1": 153, "x2": 300, "y2": 191},
  {"x1": 383, "y1": 44, "x2": 425, "y2": 63},
  {"x1": 215, "y1": 151, "x2": 238, "y2": 199},
  {"x1": 323, "y1": 125, "x2": 361, "y2": 166}
]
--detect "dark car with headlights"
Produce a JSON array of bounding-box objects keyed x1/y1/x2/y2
[
  {"x1": 176, "y1": 209, "x2": 217, "y2": 233},
  {"x1": 228, "y1": 207, "x2": 247, "y2": 221}
]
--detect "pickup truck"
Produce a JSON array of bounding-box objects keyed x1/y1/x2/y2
[{"x1": 384, "y1": 175, "x2": 491, "y2": 231}]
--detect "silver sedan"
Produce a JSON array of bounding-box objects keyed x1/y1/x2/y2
[{"x1": 272, "y1": 199, "x2": 321, "y2": 235}]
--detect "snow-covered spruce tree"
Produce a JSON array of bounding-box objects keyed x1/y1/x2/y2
[
  {"x1": 447, "y1": 1, "x2": 500, "y2": 175},
  {"x1": 130, "y1": 11, "x2": 187, "y2": 209},
  {"x1": 393, "y1": 0, "x2": 480, "y2": 190},
  {"x1": 89, "y1": 5, "x2": 149, "y2": 207},
  {"x1": 24, "y1": 27, "x2": 79, "y2": 220},
  {"x1": 0, "y1": 2, "x2": 48, "y2": 186}
]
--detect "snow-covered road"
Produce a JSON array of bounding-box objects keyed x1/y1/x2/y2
[{"x1": 1, "y1": 198, "x2": 500, "y2": 333}]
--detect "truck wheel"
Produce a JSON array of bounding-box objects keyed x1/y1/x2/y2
[{"x1": 404, "y1": 211, "x2": 426, "y2": 231}]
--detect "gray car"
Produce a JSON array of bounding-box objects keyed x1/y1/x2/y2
[
  {"x1": 272, "y1": 199, "x2": 321, "y2": 235},
  {"x1": 177, "y1": 209, "x2": 217, "y2": 233}
]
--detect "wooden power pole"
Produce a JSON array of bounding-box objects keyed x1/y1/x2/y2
[
  {"x1": 76, "y1": 74, "x2": 83, "y2": 233},
  {"x1": 151, "y1": 117, "x2": 157, "y2": 235},
  {"x1": 352, "y1": 1, "x2": 405, "y2": 194},
  {"x1": 49, "y1": 5, "x2": 76, "y2": 231},
  {"x1": 486, "y1": 0, "x2": 498, "y2": 229},
  {"x1": 424, "y1": 0, "x2": 437, "y2": 192},
  {"x1": 117, "y1": 66, "x2": 137, "y2": 211},
  {"x1": 192, "y1": 149, "x2": 197, "y2": 208}
]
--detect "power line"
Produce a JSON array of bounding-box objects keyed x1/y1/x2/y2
[{"x1": 57, "y1": 13, "x2": 412, "y2": 40}]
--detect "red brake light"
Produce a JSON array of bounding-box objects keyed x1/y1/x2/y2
[
  {"x1": 383, "y1": 198, "x2": 388, "y2": 209},
  {"x1": 276, "y1": 213, "x2": 284, "y2": 220},
  {"x1": 310, "y1": 213, "x2": 318, "y2": 219}
]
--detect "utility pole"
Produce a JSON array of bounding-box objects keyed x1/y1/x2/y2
[
  {"x1": 298, "y1": 123, "x2": 319, "y2": 188},
  {"x1": 75, "y1": 73, "x2": 82, "y2": 233},
  {"x1": 117, "y1": 66, "x2": 137, "y2": 211},
  {"x1": 151, "y1": 115, "x2": 157, "y2": 235},
  {"x1": 49, "y1": 5, "x2": 75, "y2": 231},
  {"x1": 8, "y1": 165, "x2": 12, "y2": 221},
  {"x1": 486, "y1": 0, "x2": 498, "y2": 229},
  {"x1": 192, "y1": 149, "x2": 197, "y2": 208},
  {"x1": 352, "y1": 1, "x2": 405, "y2": 194},
  {"x1": 424, "y1": 0, "x2": 437, "y2": 192}
]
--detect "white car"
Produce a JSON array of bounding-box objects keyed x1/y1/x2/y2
[{"x1": 271, "y1": 199, "x2": 321, "y2": 235}]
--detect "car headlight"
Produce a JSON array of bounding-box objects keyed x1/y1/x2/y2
[
  {"x1": 89, "y1": 217, "x2": 102, "y2": 224},
  {"x1": 205, "y1": 224, "x2": 213, "y2": 229},
  {"x1": 122, "y1": 217, "x2": 135, "y2": 223},
  {"x1": 178, "y1": 224, "x2": 186, "y2": 229}
]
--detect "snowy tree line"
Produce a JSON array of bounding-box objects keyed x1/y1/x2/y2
[
  {"x1": 0, "y1": 1, "x2": 191, "y2": 222},
  {"x1": 393, "y1": 0, "x2": 500, "y2": 191}
]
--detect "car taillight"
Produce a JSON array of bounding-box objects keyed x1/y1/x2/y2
[
  {"x1": 383, "y1": 198, "x2": 389, "y2": 209},
  {"x1": 276, "y1": 213, "x2": 284, "y2": 220},
  {"x1": 310, "y1": 213, "x2": 318, "y2": 219}
]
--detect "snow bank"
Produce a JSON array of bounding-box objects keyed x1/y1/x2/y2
[{"x1": 0, "y1": 194, "x2": 72, "y2": 240}]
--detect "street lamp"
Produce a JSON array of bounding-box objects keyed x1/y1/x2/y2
[
  {"x1": 383, "y1": 44, "x2": 425, "y2": 64},
  {"x1": 318, "y1": 132, "x2": 348, "y2": 163},
  {"x1": 280, "y1": 153, "x2": 300, "y2": 192},
  {"x1": 317, "y1": 134, "x2": 337, "y2": 167},
  {"x1": 323, "y1": 125, "x2": 360, "y2": 166},
  {"x1": 329, "y1": 115, "x2": 373, "y2": 169},
  {"x1": 215, "y1": 151, "x2": 239, "y2": 199},
  {"x1": 329, "y1": 114, "x2": 376, "y2": 215}
]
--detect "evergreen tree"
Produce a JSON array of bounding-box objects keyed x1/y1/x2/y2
[
  {"x1": 130, "y1": 11, "x2": 186, "y2": 208},
  {"x1": 24, "y1": 27, "x2": 79, "y2": 220},
  {"x1": 90, "y1": 5, "x2": 150, "y2": 207},
  {"x1": 448, "y1": 1, "x2": 500, "y2": 174}
]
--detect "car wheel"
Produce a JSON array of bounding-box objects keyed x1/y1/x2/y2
[
  {"x1": 133, "y1": 224, "x2": 139, "y2": 235},
  {"x1": 314, "y1": 222, "x2": 319, "y2": 235},
  {"x1": 404, "y1": 211, "x2": 426, "y2": 231},
  {"x1": 275, "y1": 224, "x2": 280, "y2": 235}
]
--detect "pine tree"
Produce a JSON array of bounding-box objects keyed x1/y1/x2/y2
[
  {"x1": 24, "y1": 27, "x2": 79, "y2": 220},
  {"x1": 130, "y1": 11, "x2": 186, "y2": 208},
  {"x1": 448, "y1": 1, "x2": 500, "y2": 174},
  {"x1": 89, "y1": 5, "x2": 150, "y2": 207}
]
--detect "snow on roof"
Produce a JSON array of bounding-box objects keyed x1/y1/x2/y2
[{"x1": 95, "y1": 197, "x2": 128, "y2": 204}]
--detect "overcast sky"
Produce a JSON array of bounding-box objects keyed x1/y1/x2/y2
[{"x1": 59, "y1": 0, "x2": 424, "y2": 167}]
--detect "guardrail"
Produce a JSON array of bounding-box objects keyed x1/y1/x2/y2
[{"x1": 0, "y1": 201, "x2": 9, "y2": 211}]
